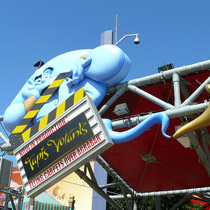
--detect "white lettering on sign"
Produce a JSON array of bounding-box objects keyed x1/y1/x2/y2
[{"x1": 28, "y1": 134, "x2": 103, "y2": 190}]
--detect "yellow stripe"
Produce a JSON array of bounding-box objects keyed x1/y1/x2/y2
[
  {"x1": 12, "y1": 125, "x2": 27, "y2": 134},
  {"x1": 74, "y1": 88, "x2": 84, "y2": 104},
  {"x1": 56, "y1": 101, "x2": 66, "y2": 118},
  {"x1": 36, "y1": 95, "x2": 51, "y2": 104},
  {"x1": 22, "y1": 127, "x2": 31, "y2": 142},
  {"x1": 24, "y1": 110, "x2": 39, "y2": 119},
  {"x1": 38, "y1": 114, "x2": 49, "y2": 131},
  {"x1": 49, "y1": 79, "x2": 65, "y2": 88}
]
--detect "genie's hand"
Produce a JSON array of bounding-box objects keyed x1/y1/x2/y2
[{"x1": 66, "y1": 56, "x2": 92, "y2": 87}]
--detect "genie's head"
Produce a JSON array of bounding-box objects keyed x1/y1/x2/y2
[{"x1": 4, "y1": 45, "x2": 131, "y2": 132}]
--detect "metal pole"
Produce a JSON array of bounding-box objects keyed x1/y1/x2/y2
[
  {"x1": 99, "y1": 86, "x2": 126, "y2": 115},
  {"x1": 4, "y1": 194, "x2": 9, "y2": 210},
  {"x1": 180, "y1": 78, "x2": 200, "y2": 120},
  {"x1": 179, "y1": 117, "x2": 210, "y2": 176},
  {"x1": 100, "y1": 182, "x2": 120, "y2": 189},
  {"x1": 179, "y1": 82, "x2": 210, "y2": 175},
  {"x1": 0, "y1": 132, "x2": 10, "y2": 145},
  {"x1": 85, "y1": 163, "x2": 97, "y2": 183},
  {"x1": 96, "y1": 155, "x2": 135, "y2": 195},
  {"x1": 155, "y1": 196, "x2": 161, "y2": 210},
  {"x1": 199, "y1": 128, "x2": 210, "y2": 160},
  {"x1": 110, "y1": 185, "x2": 210, "y2": 198},
  {"x1": 112, "y1": 101, "x2": 209, "y2": 129},
  {"x1": 75, "y1": 168, "x2": 124, "y2": 210},
  {"x1": 172, "y1": 73, "x2": 181, "y2": 107},
  {"x1": 128, "y1": 85, "x2": 174, "y2": 110},
  {"x1": 178, "y1": 117, "x2": 210, "y2": 176},
  {"x1": 181, "y1": 76, "x2": 210, "y2": 107},
  {"x1": 115, "y1": 34, "x2": 139, "y2": 46},
  {"x1": 169, "y1": 194, "x2": 191, "y2": 210},
  {"x1": 120, "y1": 185, "x2": 132, "y2": 210},
  {"x1": 9, "y1": 195, "x2": 16, "y2": 210},
  {"x1": 17, "y1": 197, "x2": 23, "y2": 210},
  {"x1": 107, "y1": 60, "x2": 210, "y2": 94},
  {"x1": 202, "y1": 127, "x2": 210, "y2": 148}
]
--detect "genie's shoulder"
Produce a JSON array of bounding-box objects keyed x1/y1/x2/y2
[{"x1": 84, "y1": 45, "x2": 131, "y2": 86}]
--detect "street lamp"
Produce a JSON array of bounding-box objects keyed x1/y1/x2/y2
[{"x1": 115, "y1": 34, "x2": 140, "y2": 46}]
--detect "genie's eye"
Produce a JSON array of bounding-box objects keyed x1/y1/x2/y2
[
  {"x1": 44, "y1": 73, "x2": 48, "y2": 79},
  {"x1": 43, "y1": 67, "x2": 53, "y2": 80},
  {"x1": 35, "y1": 75, "x2": 42, "y2": 83}
]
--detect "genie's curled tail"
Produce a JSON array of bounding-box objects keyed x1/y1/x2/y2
[{"x1": 103, "y1": 113, "x2": 170, "y2": 144}]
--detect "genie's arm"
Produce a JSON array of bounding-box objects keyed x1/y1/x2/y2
[
  {"x1": 4, "y1": 80, "x2": 45, "y2": 133},
  {"x1": 3, "y1": 93, "x2": 38, "y2": 133},
  {"x1": 66, "y1": 56, "x2": 92, "y2": 87},
  {"x1": 67, "y1": 45, "x2": 131, "y2": 88},
  {"x1": 103, "y1": 113, "x2": 171, "y2": 144}
]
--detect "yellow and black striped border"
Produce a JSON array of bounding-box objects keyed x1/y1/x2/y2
[
  {"x1": 11, "y1": 72, "x2": 69, "y2": 135},
  {"x1": 22, "y1": 88, "x2": 86, "y2": 142}
]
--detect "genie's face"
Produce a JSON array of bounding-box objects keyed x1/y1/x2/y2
[
  {"x1": 22, "y1": 67, "x2": 56, "y2": 100},
  {"x1": 32, "y1": 67, "x2": 55, "y2": 92}
]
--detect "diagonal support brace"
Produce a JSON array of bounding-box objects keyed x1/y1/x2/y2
[{"x1": 75, "y1": 168, "x2": 124, "y2": 210}]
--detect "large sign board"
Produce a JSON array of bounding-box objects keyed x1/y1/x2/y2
[{"x1": 13, "y1": 96, "x2": 113, "y2": 197}]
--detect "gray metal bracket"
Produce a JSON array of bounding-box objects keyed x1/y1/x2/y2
[
  {"x1": 75, "y1": 165, "x2": 124, "y2": 210},
  {"x1": 0, "y1": 187, "x2": 24, "y2": 210}
]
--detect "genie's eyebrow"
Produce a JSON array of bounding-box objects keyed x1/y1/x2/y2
[
  {"x1": 34, "y1": 75, "x2": 41, "y2": 81},
  {"x1": 43, "y1": 67, "x2": 53, "y2": 72},
  {"x1": 34, "y1": 67, "x2": 54, "y2": 81}
]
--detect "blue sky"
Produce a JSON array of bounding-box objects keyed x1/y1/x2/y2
[{"x1": 1, "y1": 0, "x2": 210, "y2": 162}]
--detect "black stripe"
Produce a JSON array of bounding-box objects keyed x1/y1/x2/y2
[
  {"x1": 56, "y1": 72, "x2": 69, "y2": 79},
  {"x1": 47, "y1": 108, "x2": 57, "y2": 124},
  {"x1": 29, "y1": 122, "x2": 39, "y2": 138},
  {"x1": 30, "y1": 103, "x2": 45, "y2": 111},
  {"x1": 42, "y1": 86, "x2": 58, "y2": 96},
  {"x1": 65, "y1": 94, "x2": 74, "y2": 111},
  {"x1": 83, "y1": 90, "x2": 86, "y2": 97},
  {"x1": 18, "y1": 118, "x2": 33, "y2": 126}
]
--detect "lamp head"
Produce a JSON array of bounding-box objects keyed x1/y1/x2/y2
[
  {"x1": 134, "y1": 35, "x2": 140, "y2": 44},
  {"x1": 134, "y1": 34, "x2": 140, "y2": 44}
]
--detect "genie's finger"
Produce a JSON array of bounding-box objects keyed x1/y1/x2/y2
[{"x1": 82, "y1": 58, "x2": 92, "y2": 68}]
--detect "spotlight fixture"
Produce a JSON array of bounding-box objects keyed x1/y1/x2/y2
[
  {"x1": 113, "y1": 103, "x2": 130, "y2": 117},
  {"x1": 158, "y1": 63, "x2": 174, "y2": 73},
  {"x1": 134, "y1": 35, "x2": 140, "y2": 44}
]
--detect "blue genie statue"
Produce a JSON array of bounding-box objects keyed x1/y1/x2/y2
[{"x1": 3, "y1": 45, "x2": 170, "y2": 144}]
